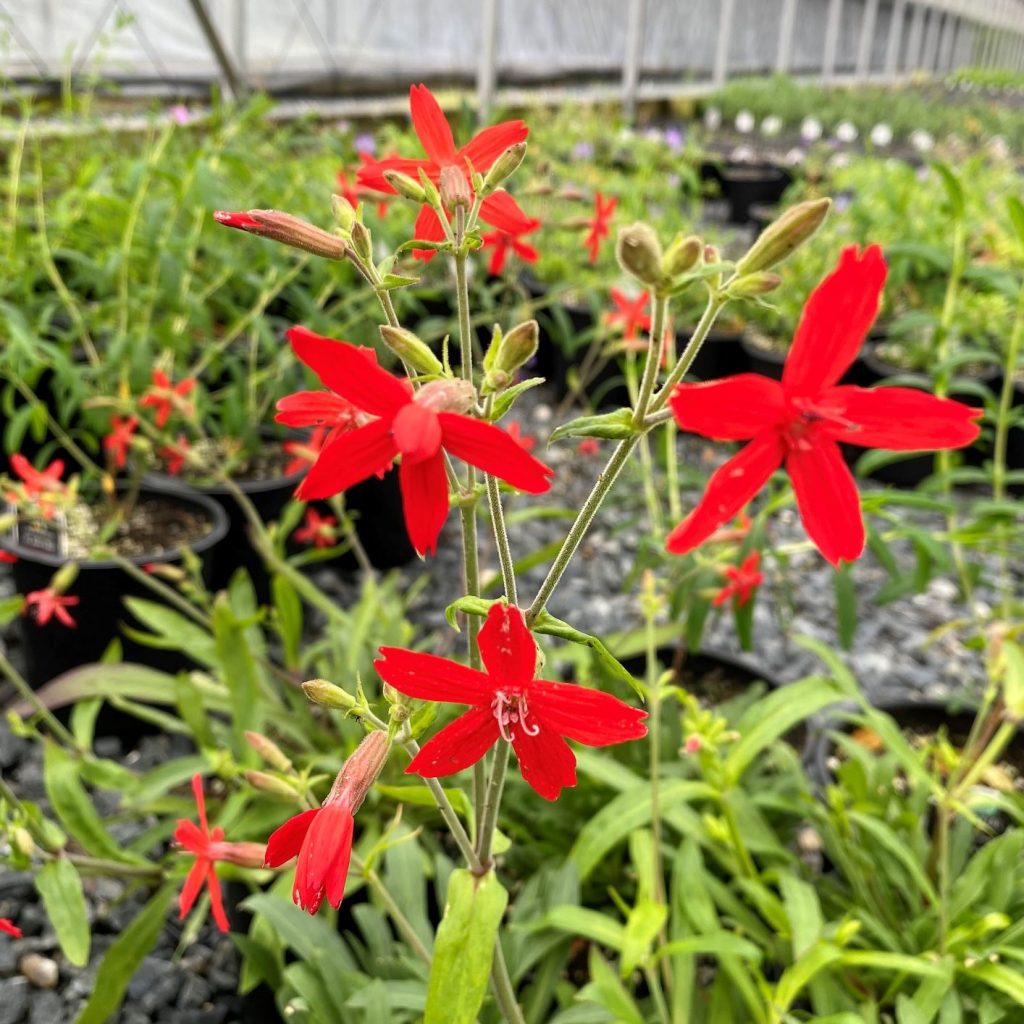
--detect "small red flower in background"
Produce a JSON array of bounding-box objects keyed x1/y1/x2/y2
[
  {"x1": 7, "y1": 455, "x2": 66, "y2": 519},
  {"x1": 282, "y1": 426, "x2": 332, "y2": 477},
  {"x1": 577, "y1": 438, "x2": 600, "y2": 456},
  {"x1": 606, "y1": 289, "x2": 651, "y2": 343},
  {"x1": 337, "y1": 154, "x2": 389, "y2": 219},
  {"x1": 159, "y1": 435, "x2": 190, "y2": 476},
  {"x1": 506, "y1": 421, "x2": 536, "y2": 451},
  {"x1": 141, "y1": 370, "x2": 196, "y2": 428},
  {"x1": 0, "y1": 919, "x2": 21, "y2": 939},
  {"x1": 479, "y1": 196, "x2": 542, "y2": 275},
  {"x1": 667, "y1": 245, "x2": 982, "y2": 566},
  {"x1": 282, "y1": 328, "x2": 553, "y2": 556},
  {"x1": 708, "y1": 512, "x2": 752, "y2": 545},
  {"x1": 358, "y1": 83, "x2": 527, "y2": 199},
  {"x1": 712, "y1": 551, "x2": 764, "y2": 607},
  {"x1": 295, "y1": 508, "x2": 338, "y2": 549},
  {"x1": 103, "y1": 415, "x2": 138, "y2": 469},
  {"x1": 0, "y1": 551, "x2": 17, "y2": 564},
  {"x1": 265, "y1": 733, "x2": 388, "y2": 915},
  {"x1": 375, "y1": 603, "x2": 648, "y2": 801},
  {"x1": 175, "y1": 775, "x2": 266, "y2": 934},
  {"x1": 583, "y1": 192, "x2": 617, "y2": 264},
  {"x1": 24, "y1": 589, "x2": 79, "y2": 629}
]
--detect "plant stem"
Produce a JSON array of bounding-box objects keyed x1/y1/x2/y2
[
  {"x1": 359, "y1": 858, "x2": 432, "y2": 965},
  {"x1": 106, "y1": 553, "x2": 211, "y2": 627},
  {"x1": 476, "y1": 741, "x2": 510, "y2": 868},
  {"x1": 0, "y1": 650, "x2": 79, "y2": 750},
  {"x1": 491, "y1": 942, "x2": 527, "y2": 1024},
  {"x1": 649, "y1": 296, "x2": 726, "y2": 413},
  {"x1": 633, "y1": 296, "x2": 668, "y2": 424},
  {"x1": 486, "y1": 475, "x2": 517, "y2": 606}
]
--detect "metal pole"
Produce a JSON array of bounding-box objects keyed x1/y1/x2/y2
[
  {"x1": 233, "y1": 0, "x2": 247, "y2": 79},
  {"x1": 937, "y1": 13, "x2": 956, "y2": 71},
  {"x1": 622, "y1": 0, "x2": 648, "y2": 120},
  {"x1": 921, "y1": 7, "x2": 941, "y2": 71},
  {"x1": 712, "y1": 0, "x2": 735, "y2": 86},
  {"x1": 906, "y1": 1, "x2": 926, "y2": 70},
  {"x1": 187, "y1": 0, "x2": 244, "y2": 99},
  {"x1": 477, "y1": 0, "x2": 500, "y2": 121},
  {"x1": 885, "y1": 0, "x2": 908, "y2": 75},
  {"x1": 856, "y1": 0, "x2": 880, "y2": 78},
  {"x1": 776, "y1": 0, "x2": 799, "y2": 73},
  {"x1": 822, "y1": 0, "x2": 843, "y2": 81}
]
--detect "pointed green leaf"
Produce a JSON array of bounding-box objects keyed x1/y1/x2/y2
[{"x1": 35, "y1": 859, "x2": 89, "y2": 967}]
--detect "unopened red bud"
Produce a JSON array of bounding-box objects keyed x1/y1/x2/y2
[
  {"x1": 379, "y1": 326, "x2": 443, "y2": 376},
  {"x1": 331, "y1": 731, "x2": 390, "y2": 813},
  {"x1": 439, "y1": 165, "x2": 471, "y2": 210},
  {"x1": 736, "y1": 197, "x2": 831, "y2": 275},
  {"x1": 616, "y1": 223, "x2": 663, "y2": 287},
  {"x1": 662, "y1": 234, "x2": 702, "y2": 277},
  {"x1": 216, "y1": 841, "x2": 267, "y2": 868},
  {"x1": 302, "y1": 678, "x2": 356, "y2": 710},
  {"x1": 245, "y1": 731, "x2": 293, "y2": 773},
  {"x1": 480, "y1": 142, "x2": 528, "y2": 195},
  {"x1": 383, "y1": 170, "x2": 428, "y2": 204},
  {"x1": 703, "y1": 244, "x2": 720, "y2": 264},
  {"x1": 214, "y1": 209, "x2": 348, "y2": 260},
  {"x1": 415, "y1": 378, "x2": 476, "y2": 414}
]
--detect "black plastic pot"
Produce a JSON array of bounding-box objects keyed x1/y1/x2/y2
[
  {"x1": 335, "y1": 469, "x2": 417, "y2": 570},
  {"x1": 681, "y1": 328, "x2": 748, "y2": 382},
  {"x1": 3, "y1": 484, "x2": 229, "y2": 688},
  {"x1": 739, "y1": 329, "x2": 878, "y2": 387},
  {"x1": 719, "y1": 163, "x2": 794, "y2": 225}
]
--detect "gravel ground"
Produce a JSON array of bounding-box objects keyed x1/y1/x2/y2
[{"x1": 0, "y1": 389, "x2": 1012, "y2": 1022}]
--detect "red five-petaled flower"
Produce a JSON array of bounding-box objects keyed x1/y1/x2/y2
[
  {"x1": 713, "y1": 551, "x2": 764, "y2": 607},
  {"x1": 140, "y1": 370, "x2": 196, "y2": 428},
  {"x1": 667, "y1": 245, "x2": 982, "y2": 565},
  {"x1": 294, "y1": 508, "x2": 338, "y2": 548},
  {"x1": 583, "y1": 192, "x2": 617, "y2": 264},
  {"x1": 479, "y1": 194, "x2": 542, "y2": 275},
  {"x1": 24, "y1": 589, "x2": 79, "y2": 629},
  {"x1": 375, "y1": 603, "x2": 648, "y2": 801},
  {"x1": 282, "y1": 327, "x2": 554, "y2": 556},
  {"x1": 103, "y1": 415, "x2": 138, "y2": 469},
  {"x1": 0, "y1": 919, "x2": 21, "y2": 939},
  {"x1": 175, "y1": 775, "x2": 266, "y2": 934},
  {"x1": 7, "y1": 455, "x2": 66, "y2": 518},
  {"x1": 606, "y1": 288, "x2": 651, "y2": 343}
]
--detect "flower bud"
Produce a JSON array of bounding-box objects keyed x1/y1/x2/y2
[
  {"x1": 245, "y1": 731, "x2": 293, "y2": 773},
  {"x1": 12, "y1": 827, "x2": 35, "y2": 857},
  {"x1": 494, "y1": 320, "x2": 539, "y2": 376},
  {"x1": 216, "y1": 841, "x2": 267, "y2": 869},
  {"x1": 244, "y1": 770, "x2": 300, "y2": 799},
  {"x1": 383, "y1": 169, "x2": 427, "y2": 204},
  {"x1": 727, "y1": 271, "x2": 782, "y2": 298},
  {"x1": 662, "y1": 234, "x2": 702, "y2": 278},
  {"x1": 50, "y1": 562, "x2": 79, "y2": 594},
  {"x1": 415, "y1": 378, "x2": 476, "y2": 414},
  {"x1": 735, "y1": 197, "x2": 831, "y2": 276},
  {"x1": 214, "y1": 210, "x2": 348, "y2": 260},
  {"x1": 480, "y1": 142, "x2": 528, "y2": 195},
  {"x1": 379, "y1": 326, "x2": 444, "y2": 376},
  {"x1": 417, "y1": 168, "x2": 442, "y2": 209},
  {"x1": 302, "y1": 678, "x2": 357, "y2": 710},
  {"x1": 704, "y1": 243, "x2": 720, "y2": 264},
  {"x1": 615, "y1": 222, "x2": 663, "y2": 287},
  {"x1": 439, "y1": 165, "x2": 471, "y2": 210},
  {"x1": 331, "y1": 194, "x2": 357, "y2": 233},
  {"x1": 331, "y1": 731, "x2": 390, "y2": 814},
  {"x1": 349, "y1": 221, "x2": 373, "y2": 263}
]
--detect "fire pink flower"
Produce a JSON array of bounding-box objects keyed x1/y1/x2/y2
[
  {"x1": 265, "y1": 733, "x2": 389, "y2": 915},
  {"x1": 103, "y1": 415, "x2": 138, "y2": 469},
  {"x1": 712, "y1": 551, "x2": 763, "y2": 607},
  {"x1": 583, "y1": 192, "x2": 617, "y2": 264},
  {"x1": 0, "y1": 552, "x2": 17, "y2": 564},
  {"x1": 375, "y1": 603, "x2": 648, "y2": 801},
  {"x1": 667, "y1": 245, "x2": 982, "y2": 565},
  {"x1": 24, "y1": 589, "x2": 79, "y2": 628},
  {"x1": 337, "y1": 154, "x2": 390, "y2": 219},
  {"x1": 357, "y1": 84, "x2": 527, "y2": 198},
  {"x1": 506, "y1": 421, "x2": 536, "y2": 451},
  {"x1": 282, "y1": 327, "x2": 554, "y2": 556},
  {"x1": 606, "y1": 289, "x2": 651, "y2": 343},
  {"x1": 159, "y1": 435, "x2": 190, "y2": 476},
  {"x1": 577, "y1": 438, "x2": 600, "y2": 456},
  {"x1": 0, "y1": 919, "x2": 21, "y2": 939},
  {"x1": 140, "y1": 370, "x2": 196, "y2": 428},
  {"x1": 410, "y1": 191, "x2": 538, "y2": 264},
  {"x1": 175, "y1": 775, "x2": 266, "y2": 934},
  {"x1": 282, "y1": 426, "x2": 332, "y2": 476},
  {"x1": 7, "y1": 455, "x2": 66, "y2": 518},
  {"x1": 294, "y1": 508, "x2": 338, "y2": 548}
]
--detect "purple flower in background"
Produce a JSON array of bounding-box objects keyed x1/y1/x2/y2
[
  {"x1": 355, "y1": 133, "x2": 377, "y2": 155},
  {"x1": 572, "y1": 141, "x2": 595, "y2": 159},
  {"x1": 169, "y1": 105, "x2": 192, "y2": 126},
  {"x1": 834, "y1": 190, "x2": 854, "y2": 214},
  {"x1": 664, "y1": 127, "x2": 684, "y2": 152}
]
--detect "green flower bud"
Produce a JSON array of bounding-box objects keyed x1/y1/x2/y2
[
  {"x1": 302, "y1": 677, "x2": 356, "y2": 710},
  {"x1": 51, "y1": 562, "x2": 79, "y2": 594},
  {"x1": 244, "y1": 770, "x2": 299, "y2": 799},
  {"x1": 480, "y1": 142, "x2": 528, "y2": 195},
  {"x1": 331, "y1": 194, "x2": 357, "y2": 232},
  {"x1": 417, "y1": 168, "x2": 442, "y2": 210},
  {"x1": 379, "y1": 325, "x2": 444, "y2": 376},
  {"x1": 494, "y1": 320, "x2": 539, "y2": 375},
  {"x1": 439, "y1": 165, "x2": 471, "y2": 210},
  {"x1": 616, "y1": 222, "x2": 663, "y2": 287},
  {"x1": 736, "y1": 197, "x2": 831, "y2": 276},
  {"x1": 728, "y1": 271, "x2": 782, "y2": 298},
  {"x1": 662, "y1": 234, "x2": 702, "y2": 278},
  {"x1": 244, "y1": 730, "x2": 293, "y2": 773},
  {"x1": 383, "y1": 169, "x2": 427, "y2": 204},
  {"x1": 350, "y1": 221, "x2": 373, "y2": 263}
]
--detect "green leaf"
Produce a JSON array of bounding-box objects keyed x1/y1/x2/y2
[
  {"x1": 931, "y1": 162, "x2": 965, "y2": 220},
  {"x1": 834, "y1": 565, "x2": 857, "y2": 651},
  {"x1": 773, "y1": 942, "x2": 843, "y2": 1012},
  {"x1": 43, "y1": 742, "x2": 144, "y2": 864},
  {"x1": 620, "y1": 899, "x2": 667, "y2": 977},
  {"x1": 424, "y1": 868, "x2": 508, "y2": 1024},
  {"x1": 528, "y1": 905, "x2": 625, "y2": 950},
  {"x1": 75, "y1": 885, "x2": 173, "y2": 1024},
  {"x1": 533, "y1": 611, "x2": 644, "y2": 699},
  {"x1": 122, "y1": 598, "x2": 218, "y2": 666},
  {"x1": 380, "y1": 273, "x2": 420, "y2": 290},
  {"x1": 35, "y1": 859, "x2": 89, "y2": 967},
  {"x1": 1001, "y1": 641, "x2": 1024, "y2": 720},
  {"x1": 272, "y1": 575, "x2": 303, "y2": 670},
  {"x1": 578, "y1": 947, "x2": 644, "y2": 1024},
  {"x1": 840, "y1": 951, "x2": 949, "y2": 978},
  {"x1": 780, "y1": 874, "x2": 822, "y2": 959},
  {"x1": 549, "y1": 408, "x2": 637, "y2": 444},
  {"x1": 490, "y1": 377, "x2": 546, "y2": 419},
  {"x1": 657, "y1": 932, "x2": 762, "y2": 963},
  {"x1": 444, "y1": 595, "x2": 497, "y2": 630},
  {"x1": 244, "y1": 892, "x2": 358, "y2": 972},
  {"x1": 967, "y1": 961, "x2": 1024, "y2": 1006},
  {"x1": 1006, "y1": 196, "x2": 1024, "y2": 250},
  {"x1": 212, "y1": 594, "x2": 262, "y2": 759}
]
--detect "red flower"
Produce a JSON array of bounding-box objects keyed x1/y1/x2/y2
[
  {"x1": 410, "y1": 191, "x2": 538, "y2": 264},
  {"x1": 505, "y1": 421, "x2": 535, "y2": 451},
  {"x1": 375, "y1": 603, "x2": 648, "y2": 801},
  {"x1": 0, "y1": 551, "x2": 17, "y2": 564},
  {"x1": 159, "y1": 435, "x2": 190, "y2": 476},
  {"x1": 708, "y1": 512, "x2": 753, "y2": 545},
  {"x1": 577, "y1": 438, "x2": 600, "y2": 456},
  {"x1": 282, "y1": 426, "x2": 332, "y2": 476},
  {"x1": 337, "y1": 155, "x2": 389, "y2": 219},
  {"x1": 712, "y1": 551, "x2": 764, "y2": 607},
  {"x1": 140, "y1": 370, "x2": 196, "y2": 428},
  {"x1": 282, "y1": 328, "x2": 554, "y2": 556},
  {"x1": 606, "y1": 289, "x2": 651, "y2": 343},
  {"x1": 7, "y1": 455, "x2": 66, "y2": 518},
  {"x1": 294, "y1": 508, "x2": 338, "y2": 548},
  {"x1": 175, "y1": 775, "x2": 266, "y2": 934},
  {"x1": 0, "y1": 919, "x2": 21, "y2": 939},
  {"x1": 583, "y1": 192, "x2": 617, "y2": 264},
  {"x1": 265, "y1": 733, "x2": 388, "y2": 915},
  {"x1": 479, "y1": 195, "x2": 542, "y2": 275},
  {"x1": 103, "y1": 415, "x2": 138, "y2": 469},
  {"x1": 357, "y1": 84, "x2": 527, "y2": 198},
  {"x1": 667, "y1": 245, "x2": 982, "y2": 565},
  {"x1": 23, "y1": 589, "x2": 79, "y2": 628}
]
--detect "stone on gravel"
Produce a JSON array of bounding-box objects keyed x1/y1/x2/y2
[
  {"x1": 19, "y1": 954, "x2": 57, "y2": 990},
  {"x1": 27, "y1": 990, "x2": 59, "y2": 1024},
  {"x1": 0, "y1": 976, "x2": 30, "y2": 1024}
]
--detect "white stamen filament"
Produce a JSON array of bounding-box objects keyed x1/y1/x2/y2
[{"x1": 491, "y1": 690, "x2": 540, "y2": 742}]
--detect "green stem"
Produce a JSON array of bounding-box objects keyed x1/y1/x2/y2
[
  {"x1": 476, "y1": 741, "x2": 510, "y2": 868},
  {"x1": 486, "y1": 474, "x2": 517, "y2": 606},
  {"x1": 0, "y1": 650, "x2": 79, "y2": 750},
  {"x1": 106, "y1": 553, "x2": 211, "y2": 627},
  {"x1": 361, "y1": 860, "x2": 432, "y2": 965},
  {"x1": 633, "y1": 296, "x2": 668, "y2": 424},
  {"x1": 491, "y1": 942, "x2": 527, "y2": 1024},
  {"x1": 649, "y1": 296, "x2": 726, "y2": 413},
  {"x1": 721, "y1": 793, "x2": 758, "y2": 879}
]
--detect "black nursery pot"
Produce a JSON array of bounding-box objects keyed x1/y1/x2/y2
[
  {"x1": 682, "y1": 328, "x2": 748, "y2": 382},
  {"x1": 718, "y1": 163, "x2": 794, "y2": 225},
  {"x1": 4, "y1": 485, "x2": 228, "y2": 688},
  {"x1": 333, "y1": 469, "x2": 417, "y2": 570}
]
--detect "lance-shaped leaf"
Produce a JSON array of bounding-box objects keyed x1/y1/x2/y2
[{"x1": 549, "y1": 408, "x2": 637, "y2": 444}]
